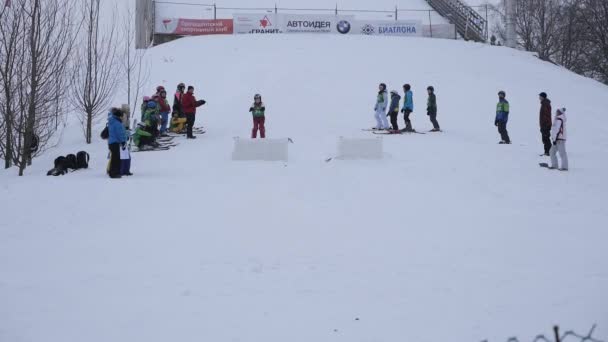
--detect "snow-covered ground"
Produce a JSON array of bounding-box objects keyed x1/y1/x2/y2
[{"x1": 1, "y1": 35, "x2": 607, "y2": 342}]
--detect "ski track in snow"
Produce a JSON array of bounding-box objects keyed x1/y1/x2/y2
[{"x1": 1, "y1": 35, "x2": 607, "y2": 342}]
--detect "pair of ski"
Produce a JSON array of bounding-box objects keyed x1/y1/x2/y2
[
  {"x1": 539, "y1": 163, "x2": 568, "y2": 171},
  {"x1": 132, "y1": 141, "x2": 179, "y2": 152},
  {"x1": 363, "y1": 128, "x2": 427, "y2": 135}
]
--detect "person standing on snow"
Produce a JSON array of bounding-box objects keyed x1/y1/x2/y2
[
  {"x1": 427, "y1": 86, "x2": 440, "y2": 132},
  {"x1": 401, "y1": 84, "x2": 415, "y2": 132},
  {"x1": 173, "y1": 83, "x2": 186, "y2": 117},
  {"x1": 181, "y1": 85, "x2": 206, "y2": 139},
  {"x1": 158, "y1": 89, "x2": 172, "y2": 136},
  {"x1": 495, "y1": 90, "x2": 511, "y2": 144},
  {"x1": 250, "y1": 94, "x2": 266, "y2": 138},
  {"x1": 374, "y1": 83, "x2": 389, "y2": 130},
  {"x1": 549, "y1": 108, "x2": 568, "y2": 171},
  {"x1": 107, "y1": 108, "x2": 127, "y2": 179},
  {"x1": 387, "y1": 90, "x2": 401, "y2": 131},
  {"x1": 539, "y1": 92, "x2": 553, "y2": 156}
]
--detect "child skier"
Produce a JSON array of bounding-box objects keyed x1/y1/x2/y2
[
  {"x1": 250, "y1": 94, "x2": 266, "y2": 138},
  {"x1": 548, "y1": 108, "x2": 568, "y2": 171},
  {"x1": 143, "y1": 99, "x2": 160, "y2": 137},
  {"x1": 495, "y1": 90, "x2": 511, "y2": 144},
  {"x1": 401, "y1": 84, "x2": 414, "y2": 132},
  {"x1": 120, "y1": 123, "x2": 133, "y2": 176},
  {"x1": 427, "y1": 86, "x2": 440, "y2": 132},
  {"x1": 374, "y1": 83, "x2": 389, "y2": 130},
  {"x1": 387, "y1": 90, "x2": 401, "y2": 132},
  {"x1": 158, "y1": 89, "x2": 172, "y2": 136}
]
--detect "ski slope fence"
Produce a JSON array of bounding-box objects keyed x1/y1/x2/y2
[{"x1": 136, "y1": 0, "x2": 493, "y2": 47}]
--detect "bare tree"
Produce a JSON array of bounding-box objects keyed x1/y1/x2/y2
[
  {"x1": 580, "y1": 0, "x2": 608, "y2": 83},
  {"x1": 71, "y1": 0, "x2": 119, "y2": 144},
  {"x1": 0, "y1": 0, "x2": 78, "y2": 176},
  {"x1": 120, "y1": 0, "x2": 150, "y2": 126},
  {"x1": 0, "y1": 3, "x2": 25, "y2": 169}
]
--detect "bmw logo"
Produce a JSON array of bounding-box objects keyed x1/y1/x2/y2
[{"x1": 337, "y1": 20, "x2": 351, "y2": 34}]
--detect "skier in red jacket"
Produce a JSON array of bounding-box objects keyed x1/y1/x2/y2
[{"x1": 181, "y1": 86, "x2": 206, "y2": 139}]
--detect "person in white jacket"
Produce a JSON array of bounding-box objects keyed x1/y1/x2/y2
[
  {"x1": 549, "y1": 107, "x2": 568, "y2": 171},
  {"x1": 374, "y1": 83, "x2": 389, "y2": 130}
]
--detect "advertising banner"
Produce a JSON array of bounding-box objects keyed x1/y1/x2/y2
[
  {"x1": 281, "y1": 14, "x2": 355, "y2": 34},
  {"x1": 156, "y1": 18, "x2": 234, "y2": 35},
  {"x1": 234, "y1": 13, "x2": 282, "y2": 34},
  {"x1": 351, "y1": 20, "x2": 422, "y2": 37}
]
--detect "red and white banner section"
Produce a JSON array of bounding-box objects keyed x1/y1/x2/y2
[
  {"x1": 234, "y1": 14, "x2": 282, "y2": 34},
  {"x1": 156, "y1": 18, "x2": 234, "y2": 35},
  {"x1": 352, "y1": 21, "x2": 423, "y2": 37}
]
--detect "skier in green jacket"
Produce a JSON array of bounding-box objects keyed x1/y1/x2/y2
[
  {"x1": 427, "y1": 86, "x2": 441, "y2": 132},
  {"x1": 250, "y1": 94, "x2": 266, "y2": 138}
]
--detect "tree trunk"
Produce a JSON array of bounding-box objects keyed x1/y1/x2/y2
[{"x1": 86, "y1": 110, "x2": 92, "y2": 144}]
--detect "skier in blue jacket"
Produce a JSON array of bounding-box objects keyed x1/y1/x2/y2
[
  {"x1": 108, "y1": 108, "x2": 127, "y2": 178},
  {"x1": 401, "y1": 84, "x2": 415, "y2": 132}
]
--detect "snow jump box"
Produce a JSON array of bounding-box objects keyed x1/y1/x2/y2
[
  {"x1": 232, "y1": 138, "x2": 289, "y2": 162},
  {"x1": 336, "y1": 137, "x2": 383, "y2": 160}
]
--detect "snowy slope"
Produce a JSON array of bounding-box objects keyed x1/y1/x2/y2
[{"x1": 1, "y1": 35, "x2": 607, "y2": 342}]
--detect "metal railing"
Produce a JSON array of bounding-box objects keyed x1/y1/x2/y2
[{"x1": 425, "y1": 0, "x2": 487, "y2": 42}]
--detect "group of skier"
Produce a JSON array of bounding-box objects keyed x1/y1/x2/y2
[
  {"x1": 373, "y1": 83, "x2": 440, "y2": 133},
  {"x1": 493, "y1": 91, "x2": 568, "y2": 171}
]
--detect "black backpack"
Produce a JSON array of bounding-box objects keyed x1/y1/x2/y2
[
  {"x1": 100, "y1": 125, "x2": 109, "y2": 140},
  {"x1": 54, "y1": 156, "x2": 67, "y2": 170},
  {"x1": 65, "y1": 154, "x2": 77, "y2": 170},
  {"x1": 76, "y1": 151, "x2": 89, "y2": 169}
]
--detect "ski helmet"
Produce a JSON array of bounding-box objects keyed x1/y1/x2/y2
[
  {"x1": 403, "y1": 84, "x2": 411, "y2": 91},
  {"x1": 498, "y1": 90, "x2": 506, "y2": 96},
  {"x1": 254, "y1": 93, "x2": 261, "y2": 100},
  {"x1": 539, "y1": 92, "x2": 547, "y2": 99},
  {"x1": 390, "y1": 90, "x2": 398, "y2": 96},
  {"x1": 427, "y1": 86, "x2": 434, "y2": 92},
  {"x1": 177, "y1": 83, "x2": 185, "y2": 90},
  {"x1": 156, "y1": 85, "x2": 165, "y2": 93},
  {"x1": 379, "y1": 83, "x2": 387, "y2": 91}
]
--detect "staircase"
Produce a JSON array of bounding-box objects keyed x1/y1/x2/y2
[{"x1": 426, "y1": 0, "x2": 486, "y2": 42}]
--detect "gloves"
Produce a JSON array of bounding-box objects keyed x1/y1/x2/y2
[
  {"x1": 401, "y1": 109, "x2": 405, "y2": 114},
  {"x1": 121, "y1": 142, "x2": 126, "y2": 149},
  {"x1": 494, "y1": 120, "x2": 498, "y2": 126}
]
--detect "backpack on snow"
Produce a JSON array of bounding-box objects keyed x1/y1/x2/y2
[
  {"x1": 47, "y1": 156, "x2": 68, "y2": 176},
  {"x1": 100, "y1": 125, "x2": 109, "y2": 140},
  {"x1": 76, "y1": 151, "x2": 89, "y2": 169},
  {"x1": 64, "y1": 154, "x2": 77, "y2": 170},
  {"x1": 54, "y1": 156, "x2": 67, "y2": 170}
]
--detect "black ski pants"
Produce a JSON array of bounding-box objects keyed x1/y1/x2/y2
[
  {"x1": 428, "y1": 111, "x2": 440, "y2": 130},
  {"x1": 389, "y1": 113, "x2": 399, "y2": 131},
  {"x1": 541, "y1": 127, "x2": 552, "y2": 154},
  {"x1": 186, "y1": 113, "x2": 196, "y2": 138},
  {"x1": 403, "y1": 109, "x2": 413, "y2": 131},
  {"x1": 108, "y1": 143, "x2": 121, "y2": 177},
  {"x1": 498, "y1": 121, "x2": 510, "y2": 143}
]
